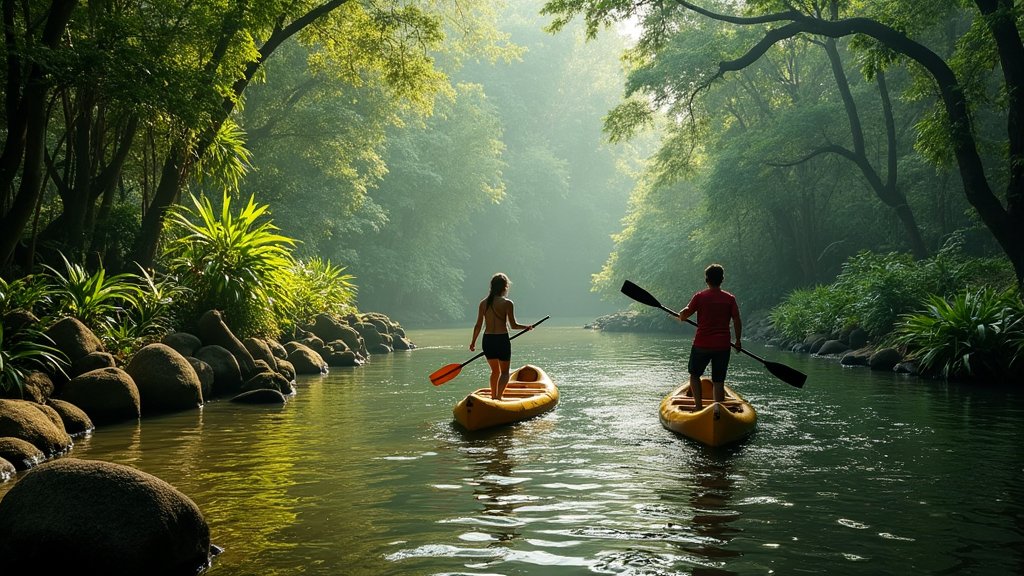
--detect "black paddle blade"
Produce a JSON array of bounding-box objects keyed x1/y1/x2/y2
[
  {"x1": 621, "y1": 280, "x2": 663, "y2": 308},
  {"x1": 765, "y1": 360, "x2": 807, "y2": 388}
]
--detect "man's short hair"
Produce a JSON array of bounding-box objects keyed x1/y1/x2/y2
[{"x1": 705, "y1": 264, "x2": 724, "y2": 286}]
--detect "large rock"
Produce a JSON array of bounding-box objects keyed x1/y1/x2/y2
[
  {"x1": 243, "y1": 337, "x2": 278, "y2": 372},
  {"x1": 69, "y1": 351, "x2": 117, "y2": 378},
  {"x1": 125, "y1": 344, "x2": 203, "y2": 415},
  {"x1": 353, "y1": 322, "x2": 385, "y2": 349},
  {"x1": 57, "y1": 367, "x2": 140, "y2": 425},
  {"x1": 231, "y1": 389, "x2": 287, "y2": 404},
  {"x1": 285, "y1": 342, "x2": 327, "y2": 375},
  {"x1": 44, "y1": 317, "x2": 103, "y2": 363},
  {"x1": 275, "y1": 358, "x2": 296, "y2": 382},
  {"x1": 0, "y1": 458, "x2": 211, "y2": 575},
  {"x1": 266, "y1": 338, "x2": 288, "y2": 360},
  {"x1": 0, "y1": 399, "x2": 72, "y2": 457},
  {"x1": 186, "y1": 357, "x2": 215, "y2": 400},
  {"x1": 197, "y1": 310, "x2": 257, "y2": 379},
  {"x1": 194, "y1": 345, "x2": 242, "y2": 397},
  {"x1": 6, "y1": 371, "x2": 54, "y2": 403},
  {"x1": 0, "y1": 437, "x2": 45, "y2": 470},
  {"x1": 160, "y1": 332, "x2": 203, "y2": 358},
  {"x1": 240, "y1": 372, "x2": 294, "y2": 396},
  {"x1": 815, "y1": 340, "x2": 849, "y2": 356},
  {"x1": 869, "y1": 347, "x2": 903, "y2": 371},
  {"x1": 46, "y1": 399, "x2": 94, "y2": 437},
  {"x1": 308, "y1": 314, "x2": 351, "y2": 344}
]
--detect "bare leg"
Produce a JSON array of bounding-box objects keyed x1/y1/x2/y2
[
  {"x1": 713, "y1": 381, "x2": 725, "y2": 403},
  {"x1": 690, "y1": 373, "x2": 703, "y2": 410},
  {"x1": 495, "y1": 360, "x2": 511, "y2": 400},
  {"x1": 487, "y1": 358, "x2": 501, "y2": 398}
]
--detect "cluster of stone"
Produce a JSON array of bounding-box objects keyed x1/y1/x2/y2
[{"x1": 0, "y1": 307, "x2": 414, "y2": 573}]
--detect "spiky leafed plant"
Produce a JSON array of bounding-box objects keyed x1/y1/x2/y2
[
  {"x1": 277, "y1": 257, "x2": 358, "y2": 336},
  {"x1": 894, "y1": 288, "x2": 1024, "y2": 382},
  {"x1": 0, "y1": 322, "x2": 68, "y2": 396},
  {"x1": 161, "y1": 193, "x2": 297, "y2": 337},
  {"x1": 0, "y1": 274, "x2": 56, "y2": 317},
  {"x1": 98, "y1": 267, "x2": 192, "y2": 360},
  {"x1": 43, "y1": 253, "x2": 143, "y2": 332}
]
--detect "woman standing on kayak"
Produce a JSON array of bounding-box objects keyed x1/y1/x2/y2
[
  {"x1": 678, "y1": 264, "x2": 743, "y2": 410},
  {"x1": 469, "y1": 273, "x2": 533, "y2": 400}
]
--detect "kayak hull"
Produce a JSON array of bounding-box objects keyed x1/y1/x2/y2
[
  {"x1": 453, "y1": 364, "x2": 558, "y2": 431},
  {"x1": 659, "y1": 378, "x2": 756, "y2": 447}
]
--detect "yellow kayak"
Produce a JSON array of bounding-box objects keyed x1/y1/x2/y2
[
  {"x1": 453, "y1": 364, "x2": 558, "y2": 431},
  {"x1": 659, "y1": 378, "x2": 757, "y2": 447}
]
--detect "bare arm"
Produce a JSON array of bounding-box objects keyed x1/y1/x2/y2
[
  {"x1": 470, "y1": 301, "x2": 484, "y2": 351},
  {"x1": 507, "y1": 300, "x2": 531, "y2": 330}
]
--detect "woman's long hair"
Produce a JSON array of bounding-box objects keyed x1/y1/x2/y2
[{"x1": 486, "y1": 273, "x2": 510, "y2": 310}]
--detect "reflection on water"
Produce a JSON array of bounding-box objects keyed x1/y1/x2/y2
[
  {"x1": 686, "y1": 452, "x2": 741, "y2": 575},
  {"x1": 2, "y1": 321, "x2": 1023, "y2": 576}
]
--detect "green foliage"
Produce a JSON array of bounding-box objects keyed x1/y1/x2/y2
[
  {"x1": 770, "y1": 240, "x2": 1016, "y2": 342},
  {"x1": 276, "y1": 257, "x2": 357, "y2": 336},
  {"x1": 769, "y1": 285, "x2": 858, "y2": 341},
  {"x1": 0, "y1": 275, "x2": 55, "y2": 317},
  {"x1": 0, "y1": 323, "x2": 68, "y2": 396},
  {"x1": 43, "y1": 253, "x2": 143, "y2": 332},
  {"x1": 161, "y1": 193, "x2": 297, "y2": 338},
  {"x1": 894, "y1": 288, "x2": 1024, "y2": 382},
  {"x1": 98, "y1": 267, "x2": 192, "y2": 359}
]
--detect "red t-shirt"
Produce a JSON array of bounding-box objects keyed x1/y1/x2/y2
[{"x1": 686, "y1": 287, "x2": 739, "y2": 350}]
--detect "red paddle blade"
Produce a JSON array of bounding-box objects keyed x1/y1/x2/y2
[{"x1": 430, "y1": 363, "x2": 463, "y2": 386}]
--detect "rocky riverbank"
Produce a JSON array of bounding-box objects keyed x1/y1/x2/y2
[{"x1": 0, "y1": 307, "x2": 414, "y2": 573}]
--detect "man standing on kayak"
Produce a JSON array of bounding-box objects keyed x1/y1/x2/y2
[{"x1": 678, "y1": 264, "x2": 743, "y2": 410}]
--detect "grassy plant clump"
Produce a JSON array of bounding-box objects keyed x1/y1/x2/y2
[
  {"x1": 0, "y1": 322, "x2": 68, "y2": 396},
  {"x1": 894, "y1": 288, "x2": 1024, "y2": 382},
  {"x1": 0, "y1": 274, "x2": 55, "y2": 317},
  {"x1": 770, "y1": 237, "x2": 1016, "y2": 343},
  {"x1": 161, "y1": 192, "x2": 297, "y2": 338},
  {"x1": 43, "y1": 253, "x2": 143, "y2": 332},
  {"x1": 769, "y1": 285, "x2": 856, "y2": 341},
  {"x1": 276, "y1": 257, "x2": 357, "y2": 337}
]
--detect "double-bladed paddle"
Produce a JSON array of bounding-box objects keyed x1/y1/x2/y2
[
  {"x1": 620, "y1": 280, "x2": 806, "y2": 389},
  {"x1": 429, "y1": 315, "x2": 550, "y2": 386}
]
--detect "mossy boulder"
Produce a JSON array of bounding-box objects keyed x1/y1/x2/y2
[
  {"x1": 0, "y1": 458, "x2": 212, "y2": 575},
  {"x1": 57, "y1": 367, "x2": 140, "y2": 426},
  {"x1": 125, "y1": 344, "x2": 204, "y2": 415}
]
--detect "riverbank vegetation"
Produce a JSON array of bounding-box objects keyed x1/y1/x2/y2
[{"x1": 543, "y1": 1, "x2": 1024, "y2": 382}]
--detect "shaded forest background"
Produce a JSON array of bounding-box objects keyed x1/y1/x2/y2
[{"x1": 2, "y1": 0, "x2": 1019, "y2": 330}]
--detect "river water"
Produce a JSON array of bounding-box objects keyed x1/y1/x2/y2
[{"x1": 2, "y1": 318, "x2": 1022, "y2": 575}]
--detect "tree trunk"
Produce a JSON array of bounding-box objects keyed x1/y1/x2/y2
[
  {"x1": 823, "y1": 38, "x2": 929, "y2": 259},
  {"x1": 0, "y1": 0, "x2": 78, "y2": 270}
]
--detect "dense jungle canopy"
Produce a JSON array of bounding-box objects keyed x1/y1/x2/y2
[{"x1": 1, "y1": 0, "x2": 1021, "y2": 327}]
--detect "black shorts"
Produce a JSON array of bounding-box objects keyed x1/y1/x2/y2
[
  {"x1": 688, "y1": 346, "x2": 731, "y2": 383},
  {"x1": 482, "y1": 333, "x2": 511, "y2": 361}
]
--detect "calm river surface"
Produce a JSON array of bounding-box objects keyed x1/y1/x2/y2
[{"x1": 3, "y1": 318, "x2": 1023, "y2": 575}]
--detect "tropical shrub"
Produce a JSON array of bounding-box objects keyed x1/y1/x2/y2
[
  {"x1": 0, "y1": 274, "x2": 55, "y2": 317},
  {"x1": 161, "y1": 193, "x2": 297, "y2": 338},
  {"x1": 894, "y1": 288, "x2": 1024, "y2": 382},
  {"x1": 770, "y1": 241, "x2": 1015, "y2": 342},
  {"x1": 99, "y1": 267, "x2": 191, "y2": 360},
  {"x1": 43, "y1": 253, "x2": 143, "y2": 332},
  {"x1": 769, "y1": 285, "x2": 856, "y2": 341},
  {"x1": 0, "y1": 322, "x2": 68, "y2": 396},
  {"x1": 276, "y1": 257, "x2": 357, "y2": 336}
]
